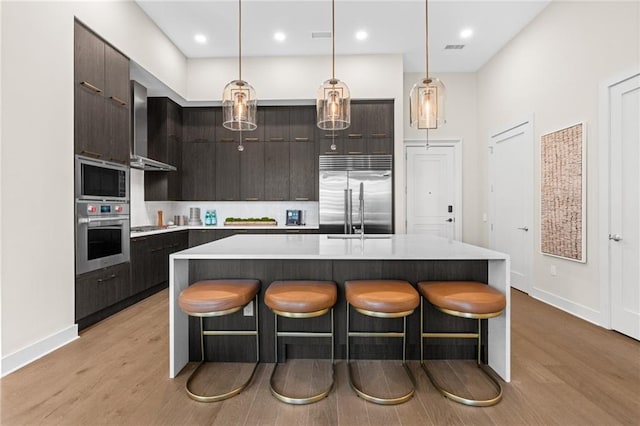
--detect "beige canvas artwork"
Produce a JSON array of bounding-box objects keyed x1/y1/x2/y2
[{"x1": 541, "y1": 123, "x2": 585, "y2": 262}]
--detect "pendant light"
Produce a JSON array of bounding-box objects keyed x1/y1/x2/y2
[
  {"x1": 222, "y1": 0, "x2": 257, "y2": 132},
  {"x1": 409, "y1": 0, "x2": 445, "y2": 129},
  {"x1": 316, "y1": 0, "x2": 350, "y2": 131}
]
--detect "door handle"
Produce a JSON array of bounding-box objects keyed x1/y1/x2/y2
[
  {"x1": 517, "y1": 226, "x2": 529, "y2": 231},
  {"x1": 445, "y1": 218, "x2": 454, "y2": 223},
  {"x1": 609, "y1": 233, "x2": 623, "y2": 242}
]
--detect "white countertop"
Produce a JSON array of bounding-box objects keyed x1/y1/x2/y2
[
  {"x1": 130, "y1": 224, "x2": 317, "y2": 238},
  {"x1": 171, "y1": 234, "x2": 508, "y2": 261}
]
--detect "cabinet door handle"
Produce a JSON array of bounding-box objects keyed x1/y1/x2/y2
[
  {"x1": 348, "y1": 134, "x2": 363, "y2": 139},
  {"x1": 371, "y1": 133, "x2": 387, "y2": 138},
  {"x1": 371, "y1": 151, "x2": 387, "y2": 155},
  {"x1": 80, "y1": 150, "x2": 102, "y2": 159},
  {"x1": 295, "y1": 197, "x2": 309, "y2": 201},
  {"x1": 109, "y1": 96, "x2": 127, "y2": 106},
  {"x1": 348, "y1": 151, "x2": 363, "y2": 155},
  {"x1": 245, "y1": 197, "x2": 259, "y2": 201},
  {"x1": 223, "y1": 198, "x2": 236, "y2": 201},
  {"x1": 294, "y1": 137, "x2": 309, "y2": 142},
  {"x1": 244, "y1": 137, "x2": 259, "y2": 142},
  {"x1": 150, "y1": 246, "x2": 164, "y2": 253},
  {"x1": 80, "y1": 81, "x2": 103, "y2": 93},
  {"x1": 269, "y1": 137, "x2": 284, "y2": 141},
  {"x1": 220, "y1": 138, "x2": 235, "y2": 142},
  {"x1": 286, "y1": 230, "x2": 300, "y2": 233},
  {"x1": 97, "y1": 274, "x2": 117, "y2": 283}
]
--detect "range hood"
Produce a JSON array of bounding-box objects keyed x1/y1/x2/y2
[{"x1": 130, "y1": 80, "x2": 177, "y2": 172}]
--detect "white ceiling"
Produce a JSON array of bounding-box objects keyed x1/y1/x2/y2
[{"x1": 135, "y1": 0, "x2": 550, "y2": 73}]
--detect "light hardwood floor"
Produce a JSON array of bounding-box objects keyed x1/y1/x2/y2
[{"x1": 2, "y1": 289, "x2": 638, "y2": 425}]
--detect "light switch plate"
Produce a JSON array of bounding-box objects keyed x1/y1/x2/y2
[{"x1": 243, "y1": 301, "x2": 254, "y2": 316}]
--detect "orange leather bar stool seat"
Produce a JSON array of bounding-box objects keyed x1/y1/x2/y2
[
  {"x1": 346, "y1": 279, "x2": 419, "y2": 315},
  {"x1": 344, "y1": 280, "x2": 419, "y2": 405},
  {"x1": 418, "y1": 281, "x2": 506, "y2": 317},
  {"x1": 179, "y1": 279, "x2": 260, "y2": 315},
  {"x1": 265, "y1": 280, "x2": 337, "y2": 315},
  {"x1": 417, "y1": 280, "x2": 506, "y2": 407},
  {"x1": 265, "y1": 280, "x2": 337, "y2": 405},
  {"x1": 178, "y1": 279, "x2": 261, "y2": 403}
]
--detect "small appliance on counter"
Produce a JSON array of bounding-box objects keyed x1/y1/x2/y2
[
  {"x1": 286, "y1": 209, "x2": 303, "y2": 226},
  {"x1": 188, "y1": 207, "x2": 202, "y2": 226}
]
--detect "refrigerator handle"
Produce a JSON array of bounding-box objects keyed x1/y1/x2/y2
[
  {"x1": 344, "y1": 189, "x2": 350, "y2": 234},
  {"x1": 347, "y1": 189, "x2": 353, "y2": 234}
]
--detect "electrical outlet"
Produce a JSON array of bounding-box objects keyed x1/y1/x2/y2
[
  {"x1": 243, "y1": 301, "x2": 254, "y2": 316},
  {"x1": 550, "y1": 265, "x2": 557, "y2": 276},
  {"x1": 482, "y1": 213, "x2": 488, "y2": 222}
]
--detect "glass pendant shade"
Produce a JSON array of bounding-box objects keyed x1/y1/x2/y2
[
  {"x1": 409, "y1": 77, "x2": 446, "y2": 129},
  {"x1": 316, "y1": 78, "x2": 351, "y2": 130},
  {"x1": 222, "y1": 79, "x2": 257, "y2": 131}
]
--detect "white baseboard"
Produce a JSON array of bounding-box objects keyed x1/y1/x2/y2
[
  {"x1": 1, "y1": 325, "x2": 78, "y2": 377},
  {"x1": 531, "y1": 287, "x2": 604, "y2": 327}
]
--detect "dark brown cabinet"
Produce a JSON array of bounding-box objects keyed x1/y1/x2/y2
[
  {"x1": 183, "y1": 108, "x2": 215, "y2": 143},
  {"x1": 290, "y1": 140, "x2": 316, "y2": 201},
  {"x1": 75, "y1": 262, "x2": 130, "y2": 321},
  {"x1": 146, "y1": 98, "x2": 183, "y2": 201},
  {"x1": 317, "y1": 130, "x2": 344, "y2": 155},
  {"x1": 188, "y1": 229, "x2": 218, "y2": 247},
  {"x1": 74, "y1": 21, "x2": 129, "y2": 164},
  {"x1": 130, "y1": 231, "x2": 188, "y2": 295},
  {"x1": 215, "y1": 142, "x2": 240, "y2": 201},
  {"x1": 265, "y1": 141, "x2": 290, "y2": 201},
  {"x1": 290, "y1": 107, "x2": 316, "y2": 142},
  {"x1": 240, "y1": 141, "x2": 265, "y2": 200},
  {"x1": 182, "y1": 140, "x2": 216, "y2": 201},
  {"x1": 264, "y1": 107, "x2": 290, "y2": 141}
]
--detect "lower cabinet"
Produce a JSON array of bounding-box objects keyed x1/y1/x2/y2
[
  {"x1": 131, "y1": 231, "x2": 188, "y2": 294},
  {"x1": 188, "y1": 229, "x2": 218, "y2": 247},
  {"x1": 75, "y1": 262, "x2": 130, "y2": 322}
]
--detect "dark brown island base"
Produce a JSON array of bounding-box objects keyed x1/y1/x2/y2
[{"x1": 169, "y1": 234, "x2": 510, "y2": 382}]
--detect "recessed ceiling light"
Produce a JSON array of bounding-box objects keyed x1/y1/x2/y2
[
  {"x1": 274, "y1": 32, "x2": 286, "y2": 42},
  {"x1": 194, "y1": 34, "x2": 207, "y2": 44},
  {"x1": 460, "y1": 28, "x2": 473, "y2": 39},
  {"x1": 355, "y1": 30, "x2": 368, "y2": 41}
]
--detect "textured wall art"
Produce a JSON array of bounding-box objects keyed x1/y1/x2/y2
[{"x1": 541, "y1": 123, "x2": 586, "y2": 262}]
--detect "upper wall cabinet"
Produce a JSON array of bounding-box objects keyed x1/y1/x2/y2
[{"x1": 74, "y1": 21, "x2": 130, "y2": 164}]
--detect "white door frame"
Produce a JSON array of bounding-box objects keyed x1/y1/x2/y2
[
  {"x1": 488, "y1": 117, "x2": 534, "y2": 293},
  {"x1": 598, "y1": 68, "x2": 640, "y2": 329},
  {"x1": 404, "y1": 139, "x2": 463, "y2": 240}
]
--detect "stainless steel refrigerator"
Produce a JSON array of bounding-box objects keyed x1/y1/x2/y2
[{"x1": 319, "y1": 155, "x2": 393, "y2": 234}]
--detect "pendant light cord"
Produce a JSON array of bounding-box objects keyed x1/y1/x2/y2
[
  {"x1": 239, "y1": 0, "x2": 242, "y2": 81},
  {"x1": 425, "y1": 0, "x2": 429, "y2": 81},
  {"x1": 332, "y1": 0, "x2": 335, "y2": 81}
]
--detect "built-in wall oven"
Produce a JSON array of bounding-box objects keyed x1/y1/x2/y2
[{"x1": 75, "y1": 155, "x2": 130, "y2": 275}]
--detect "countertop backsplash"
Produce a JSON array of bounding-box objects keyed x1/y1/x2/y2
[{"x1": 130, "y1": 169, "x2": 319, "y2": 227}]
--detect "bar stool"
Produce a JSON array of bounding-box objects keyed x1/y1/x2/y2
[
  {"x1": 178, "y1": 279, "x2": 260, "y2": 402},
  {"x1": 418, "y1": 280, "x2": 506, "y2": 407},
  {"x1": 345, "y1": 279, "x2": 419, "y2": 405},
  {"x1": 265, "y1": 280, "x2": 337, "y2": 404}
]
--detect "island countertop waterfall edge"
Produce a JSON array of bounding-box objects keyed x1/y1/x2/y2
[{"x1": 169, "y1": 234, "x2": 511, "y2": 382}]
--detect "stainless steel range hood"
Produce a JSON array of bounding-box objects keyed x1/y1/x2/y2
[{"x1": 130, "y1": 80, "x2": 177, "y2": 172}]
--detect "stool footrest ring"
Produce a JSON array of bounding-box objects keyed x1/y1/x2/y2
[
  {"x1": 269, "y1": 361, "x2": 335, "y2": 405},
  {"x1": 186, "y1": 360, "x2": 260, "y2": 403},
  {"x1": 347, "y1": 361, "x2": 416, "y2": 405},
  {"x1": 421, "y1": 361, "x2": 503, "y2": 407}
]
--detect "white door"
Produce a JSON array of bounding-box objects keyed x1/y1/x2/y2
[
  {"x1": 489, "y1": 120, "x2": 533, "y2": 293},
  {"x1": 406, "y1": 144, "x2": 460, "y2": 239},
  {"x1": 608, "y1": 74, "x2": 640, "y2": 340}
]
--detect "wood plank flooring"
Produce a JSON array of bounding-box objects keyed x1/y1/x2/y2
[{"x1": 1, "y1": 289, "x2": 638, "y2": 425}]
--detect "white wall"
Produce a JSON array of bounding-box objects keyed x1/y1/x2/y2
[
  {"x1": 0, "y1": 0, "x2": 186, "y2": 374},
  {"x1": 402, "y1": 72, "x2": 481, "y2": 244},
  {"x1": 477, "y1": 1, "x2": 639, "y2": 324}
]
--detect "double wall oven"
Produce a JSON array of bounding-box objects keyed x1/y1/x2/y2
[{"x1": 75, "y1": 155, "x2": 130, "y2": 275}]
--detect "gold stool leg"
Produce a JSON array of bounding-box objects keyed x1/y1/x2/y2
[
  {"x1": 185, "y1": 296, "x2": 260, "y2": 403},
  {"x1": 346, "y1": 302, "x2": 416, "y2": 405},
  {"x1": 269, "y1": 309, "x2": 335, "y2": 405},
  {"x1": 420, "y1": 304, "x2": 503, "y2": 407}
]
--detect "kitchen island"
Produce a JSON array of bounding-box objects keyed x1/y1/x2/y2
[{"x1": 169, "y1": 234, "x2": 511, "y2": 381}]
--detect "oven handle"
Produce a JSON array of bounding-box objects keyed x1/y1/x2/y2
[{"x1": 78, "y1": 215, "x2": 129, "y2": 225}]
